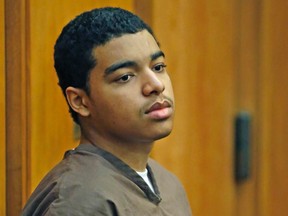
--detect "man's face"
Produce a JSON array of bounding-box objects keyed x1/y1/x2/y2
[{"x1": 84, "y1": 30, "x2": 174, "y2": 144}]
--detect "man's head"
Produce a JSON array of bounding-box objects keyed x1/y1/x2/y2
[
  {"x1": 54, "y1": 7, "x2": 155, "y2": 123},
  {"x1": 54, "y1": 7, "x2": 174, "y2": 144}
]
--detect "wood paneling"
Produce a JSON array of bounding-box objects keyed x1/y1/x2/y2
[
  {"x1": 4, "y1": 0, "x2": 288, "y2": 215},
  {"x1": 0, "y1": 0, "x2": 6, "y2": 214},
  {"x1": 142, "y1": 1, "x2": 288, "y2": 215},
  {"x1": 5, "y1": 0, "x2": 29, "y2": 215},
  {"x1": 28, "y1": 0, "x2": 133, "y2": 194},
  {"x1": 150, "y1": 0, "x2": 238, "y2": 215},
  {"x1": 235, "y1": 0, "x2": 260, "y2": 215},
  {"x1": 134, "y1": 0, "x2": 153, "y2": 26},
  {"x1": 258, "y1": 0, "x2": 288, "y2": 215}
]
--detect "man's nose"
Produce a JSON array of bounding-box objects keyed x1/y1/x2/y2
[{"x1": 142, "y1": 69, "x2": 165, "y2": 96}]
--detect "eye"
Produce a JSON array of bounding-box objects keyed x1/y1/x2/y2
[
  {"x1": 116, "y1": 74, "x2": 134, "y2": 83},
  {"x1": 153, "y1": 63, "x2": 167, "y2": 73}
]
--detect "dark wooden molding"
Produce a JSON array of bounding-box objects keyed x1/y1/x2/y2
[{"x1": 5, "y1": 0, "x2": 30, "y2": 214}]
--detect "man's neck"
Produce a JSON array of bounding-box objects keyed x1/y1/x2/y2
[{"x1": 80, "y1": 134, "x2": 154, "y2": 172}]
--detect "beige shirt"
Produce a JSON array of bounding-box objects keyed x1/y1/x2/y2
[{"x1": 22, "y1": 143, "x2": 192, "y2": 216}]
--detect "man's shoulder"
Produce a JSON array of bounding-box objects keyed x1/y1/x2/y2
[
  {"x1": 21, "y1": 148, "x2": 122, "y2": 215},
  {"x1": 43, "y1": 147, "x2": 119, "y2": 189}
]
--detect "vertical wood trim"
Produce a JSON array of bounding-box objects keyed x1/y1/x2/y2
[
  {"x1": 257, "y1": 0, "x2": 288, "y2": 215},
  {"x1": 257, "y1": 2, "x2": 273, "y2": 213},
  {"x1": 5, "y1": 0, "x2": 29, "y2": 214},
  {"x1": 235, "y1": 0, "x2": 261, "y2": 216},
  {"x1": 0, "y1": 0, "x2": 6, "y2": 214},
  {"x1": 25, "y1": 0, "x2": 32, "y2": 201}
]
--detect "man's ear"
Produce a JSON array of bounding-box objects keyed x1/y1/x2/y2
[{"x1": 65, "y1": 87, "x2": 90, "y2": 117}]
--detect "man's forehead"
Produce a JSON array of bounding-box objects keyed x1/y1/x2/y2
[
  {"x1": 95, "y1": 30, "x2": 158, "y2": 50},
  {"x1": 92, "y1": 30, "x2": 161, "y2": 63}
]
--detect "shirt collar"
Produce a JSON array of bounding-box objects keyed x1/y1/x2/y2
[{"x1": 70, "y1": 143, "x2": 162, "y2": 204}]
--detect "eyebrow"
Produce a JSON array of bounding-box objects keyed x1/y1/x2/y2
[
  {"x1": 104, "y1": 50, "x2": 165, "y2": 76},
  {"x1": 151, "y1": 50, "x2": 165, "y2": 61},
  {"x1": 104, "y1": 60, "x2": 137, "y2": 75}
]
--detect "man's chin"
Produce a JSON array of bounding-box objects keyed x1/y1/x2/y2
[{"x1": 153, "y1": 128, "x2": 173, "y2": 141}]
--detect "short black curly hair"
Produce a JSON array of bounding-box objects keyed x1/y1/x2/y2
[{"x1": 54, "y1": 7, "x2": 155, "y2": 124}]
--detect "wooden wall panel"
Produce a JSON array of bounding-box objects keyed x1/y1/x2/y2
[
  {"x1": 235, "y1": 1, "x2": 260, "y2": 215},
  {"x1": 0, "y1": 0, "x2": 5, "y2": 214},
  {"x1": 258, "y1": 0, "x2": 288, "y2": 215},
  {"x1": 150, "y1": 0, "x2": 238, "y2": 215},
  {"x1": 5, "y1": 0, "x2": 29, "y2": 215},
  {"x1": 28, "y1": 0, "x2": 133, "y2": 195}
]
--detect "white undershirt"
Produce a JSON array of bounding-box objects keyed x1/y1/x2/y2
[{"x1": 136, "y1": 169, "x2": 155, "y2": 193}]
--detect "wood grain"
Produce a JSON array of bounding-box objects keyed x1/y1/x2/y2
[
  {"x1": 235, "y1": 0, "x2": 260, "y2": 215},
  {"x1": 150, "y1": 0, "x2": 238, "y2": 215},
  {"x1": 0, "y1": 0, "x2": 6, "y2": 214},
  {"x1": 5, "y1": 0, "x2": 29, "y2": 214},
  {"x1": 258, "y1": 0, "x2": 288, "y2": 215}
]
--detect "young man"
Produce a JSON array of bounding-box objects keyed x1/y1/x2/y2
[{"x1": 22, "y1": 7, "x2": 192, "y2": 215}]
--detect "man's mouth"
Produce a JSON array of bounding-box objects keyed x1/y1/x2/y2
[{"x1": 145, "y1": 100, "x2": 173, "y2": 120}]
